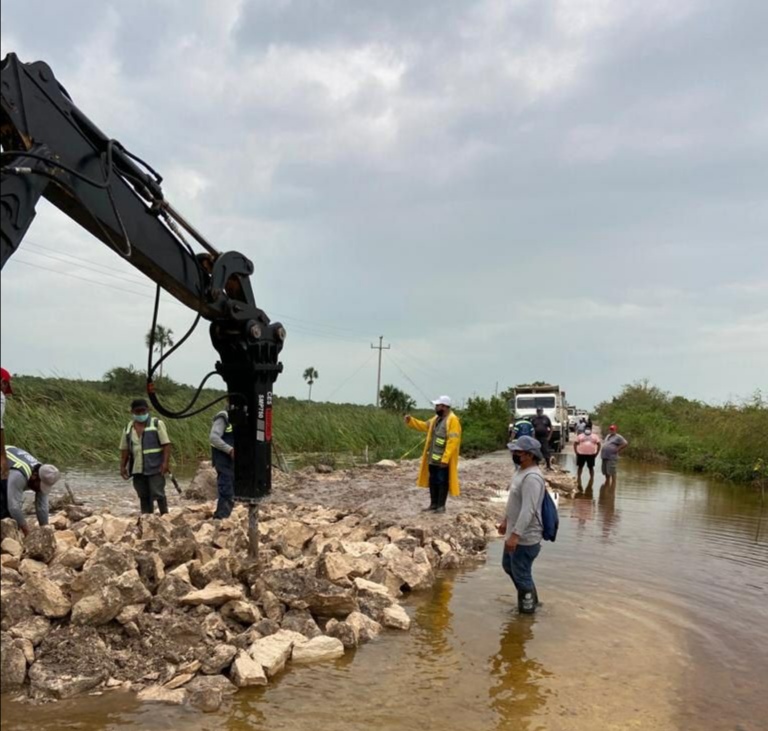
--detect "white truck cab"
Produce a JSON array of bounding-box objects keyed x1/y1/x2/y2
[{"x1": 511, "y1": 384, "x2": 569, "y2": 451}]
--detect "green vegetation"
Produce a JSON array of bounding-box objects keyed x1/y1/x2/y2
[
  {"x1": 379, "y1": 384, "x2": 416, "y2": 413},
  {"x1": 459, "y1": 395, "x2": 510, "y2": 457},
  {"x1": 4, "y1": 375, "x2": 509, "y2": 470},
  {"x1": 302, "y1": 367, "x2": 318, "y2": 402},
  {"x1": 595, "y1": 382, "x2": 768, "y2": 483},
  {"x1": 145, "y1": 324, "x2": 175, "y2": 379},
  {"x1": 6, "y1": 374, "x2": 221, "y2": 468}
]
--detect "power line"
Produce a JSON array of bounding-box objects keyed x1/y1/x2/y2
[
  {"x1": 387, "y1": 353, "x2": 433, "y2": 405},
  {"x1": 10, "y1": 256, "x2": 160, "y2": 299},
  {"x1": 371, "y1": 336, "x2": 391, "y2": 407},
  {"x1": 19, "y1": 240, "x2": 397, "y2": 346},
  {"x1": 22, "y1": 245, "x2": 156, "y2": 289},
  {"x1": 267, "y1": 310, "x2": 376, "y2": 339},
  {"x1": 19, "y1": 241, "x2": 380, "y2": 342},
  {"x1": 5, "y1": 258, "x2": 361, "y2": 342},
  {"x1": 327, "y1": 352, "x2": 376, "y2": 400},
  {"x1": 8, "y1": 250, "x2": 395, "y2": 347},
  {"x1": 397, "y1": 346, "x2": 453, "y2": 382},
  {"x1": 277, "y1": 320, "x2": 368, "y2": 344},
  {"x1": 22, "y1": 239, "x2": 151, "y2": 284},
  {"x1": 274, "y1": 318, "x2": 368, "y2": 344}
]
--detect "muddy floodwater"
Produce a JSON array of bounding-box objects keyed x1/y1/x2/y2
[{"x1": 4, "y1": 454, "x2": 767, "y2": 731}]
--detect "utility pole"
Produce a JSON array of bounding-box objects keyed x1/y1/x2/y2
[{"x1": 371, "y1": 335, "x2": 391, "y2": 407}]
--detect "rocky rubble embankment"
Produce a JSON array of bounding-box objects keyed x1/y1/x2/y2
[{"x1": 0, "y1": 487, "x2": 498, "y2": 711}]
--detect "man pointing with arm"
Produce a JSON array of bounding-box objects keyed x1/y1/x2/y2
[{"x1": 405, "y1": 395, "x2": 462, "y2": 514}]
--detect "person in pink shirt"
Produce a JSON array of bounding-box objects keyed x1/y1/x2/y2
[{"x1": 574, "y1": 427, "x2": 601, "y2": 485}]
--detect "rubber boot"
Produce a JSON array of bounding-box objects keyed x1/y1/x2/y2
[
  {"x1": 423, "y1": 483, "x2": 437, "y2": 511},
  {"x1": 434, "y1": 483, "x2": 449, "y2": 513},
  {"x1": 518, "y1": 588, "x2": 536, "y2": 614},
  {"x1": 156, "y1": 497, "x2": 169, "y2": 516}
]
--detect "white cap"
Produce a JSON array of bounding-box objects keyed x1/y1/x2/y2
[
  {"x1": 431, "y1": 395, "x2": 452, "y2": 407},
  {"x1": 38, "y1": 464, "x2": 61, "y2": 495}
]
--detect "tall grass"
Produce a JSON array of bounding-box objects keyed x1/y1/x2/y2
[
  {"x1": 3, "y1": 376, "x2": 427, "y2": 469},
  {"x1": 5, "y1": 376, "x2": 510, "y2": 470},
  {"x1": 595, "y1": 382, "x2": 768, "y2": 483}
]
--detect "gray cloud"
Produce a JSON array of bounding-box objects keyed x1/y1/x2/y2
[{"x1": 1, "y1": 0, "x2": 766, "y2": 409}]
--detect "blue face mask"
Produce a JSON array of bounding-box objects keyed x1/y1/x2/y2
[{"x1": 132, "y1": 413, "x2": 150, "y2": 423}]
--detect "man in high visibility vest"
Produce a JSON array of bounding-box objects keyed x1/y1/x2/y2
[
  {"x1": 405, "y1": 395, "x2": 462, "y2": 514},
  {"x1": 511, "y1": 417, "x2": 535, "y2": 440},
  {"x1": 119, "y1": 398, "x2": 172, "y2": 515},
  {"x1": 5, "y1": 445, "x2": 60, "y2": 536},
  {"x1": 209, "y1": 408, "x2": 235, "y2": 519}
]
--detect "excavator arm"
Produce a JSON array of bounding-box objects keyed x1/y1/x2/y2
[{"x1": 0, "y1": 53, "x2": 285, "y2": 501}]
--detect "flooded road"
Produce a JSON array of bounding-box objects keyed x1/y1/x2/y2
[{"x1": 4, "y1": 455, "x2": 767, "y2": 731}]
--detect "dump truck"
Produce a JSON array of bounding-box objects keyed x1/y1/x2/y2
[{"x1": 509, "y1": 384, "x2": 569, "y2": 451}]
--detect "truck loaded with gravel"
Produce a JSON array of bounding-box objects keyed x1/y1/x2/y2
[{"x1": 509, "y1": 384, "x2": 569, "y2": 451}]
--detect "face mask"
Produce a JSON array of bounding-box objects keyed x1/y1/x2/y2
[
  {"x1": 132, "y1": 413, "x2": 150, "y2": 423},
  {"x1": 512, "y1": 453, "x2": 522, "y2": 465},
  {"x1": 435, "y1": 407, "x2": 443, "y2": 416}
]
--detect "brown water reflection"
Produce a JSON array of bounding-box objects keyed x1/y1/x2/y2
[
  {"x1": 3, "y1": 457, "x2": 767, "y2": 731},
  {"x1": 488, "y1": 617, "x2": 548, "y2": 731}
]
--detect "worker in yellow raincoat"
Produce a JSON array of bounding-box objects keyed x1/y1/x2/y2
[{"x1": 404, "y1": 395, "x2": 462, "y2": 513}]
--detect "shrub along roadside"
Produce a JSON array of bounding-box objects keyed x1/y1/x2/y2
[
  {"x1": 3, "y1": 376, "x2": 508, "y2": 470},
  {"x1": 595, "y1": 382, "x2": 768, "y2": 484}
]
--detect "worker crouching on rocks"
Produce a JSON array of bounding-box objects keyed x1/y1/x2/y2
[
  {"x1": 404, "y1": 395, "x2": 462, "y2": 513},
  {"x1": 5, "y1": 445, "x2": 60, "y2": 536}
]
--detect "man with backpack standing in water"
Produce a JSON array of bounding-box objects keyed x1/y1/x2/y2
[{"x1": 498, "y1": 435, "x2": 558, "y2": 614}]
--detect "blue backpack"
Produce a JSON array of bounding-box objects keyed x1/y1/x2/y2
[
  {"x1": 540, "y1": 488, "x2": 559, "y2": 542},
  {"x1": 521, "y1": 474, "x2": 559, "y2": 542}
]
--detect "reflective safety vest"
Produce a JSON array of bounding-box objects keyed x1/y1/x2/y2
[
  {"x1": 6, "y1": 446, "x2": 40, "y2": 482},
  {"x1": 125, "y1": 418, "x2": 164, "y2": 476},
  {"x1": 430, "y1": 417, "x2": 448, "y2": 464}
]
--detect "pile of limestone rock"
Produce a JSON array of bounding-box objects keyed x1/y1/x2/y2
[{"x1": 0, "y1": 497, "x2": 497, "y2": 711}]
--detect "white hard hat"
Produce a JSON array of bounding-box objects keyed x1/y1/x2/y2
[{"x1": 431, "y1": 395, "x2": 452, "y2": 407}]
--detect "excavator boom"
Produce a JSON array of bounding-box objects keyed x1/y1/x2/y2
[{"x1": 1, "y1": 53, "x2": 284, "y2": 501}]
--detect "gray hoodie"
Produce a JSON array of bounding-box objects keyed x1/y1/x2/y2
[{"x1": 504, "y1": 465, "x2": 546, "y2": 545}]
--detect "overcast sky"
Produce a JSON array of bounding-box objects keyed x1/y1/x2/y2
[{"x1": 2, "y1": 0, "x2": 766, "y2": 409}]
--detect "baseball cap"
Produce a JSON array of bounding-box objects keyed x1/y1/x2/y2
[
  {"x1": 38, "y1": 464, "x2": 61, "y2": 495},
  {"x1": 609, "y1": 424, "x2": 618, "y2": 432},
  {"x1": 431, "y1": 395, "x2": 452, "y2": 407},
  {"x1": 0, "y1": 367, "x2": 13, "y2": 394},
  {"x1": 507, "y1": 435, "x2": 543, "y2": 460}
]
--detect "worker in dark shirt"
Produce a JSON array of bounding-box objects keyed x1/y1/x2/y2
[{"x1": 530, "y1": 408, "x2": 553, "y2": 470}]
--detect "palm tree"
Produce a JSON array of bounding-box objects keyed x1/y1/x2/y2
[
  {"x1": 303, "y1": 367, "x2": 319, "y2": 401},
  {"x1": 380, "y1": 384, "x2": 416, "y2": 412},
  {"x1": 145, "y1": 324, "x2": 175, "y2": 379}
]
